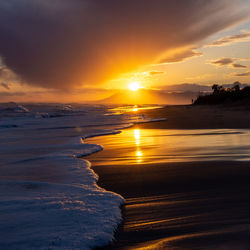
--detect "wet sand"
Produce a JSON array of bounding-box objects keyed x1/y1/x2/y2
[
  {"x1": 93, "y1": 161, "x2": 250, "y2": 249},
  {"x1": 133, "y1": 105, "x2": 250, "y2": 130},
  {"x1": 88, "y1": 105, "x2": 250, "y2": 249}
]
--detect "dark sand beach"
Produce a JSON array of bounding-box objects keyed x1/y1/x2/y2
[
  {"x1": 93, "y1": 161, "x2": 250, "y2": 249},
  {"x1": 87, "y1": 105, "x2": 250, "y2": 249},
  {"x1": 133, "y1": 105, "x2": 250, "y2": 130}
]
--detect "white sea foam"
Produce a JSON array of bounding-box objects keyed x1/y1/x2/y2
[
  {"x1": 0, "y1": 179, "x2": 123, "y2": 249},
  {"x1": 134, "y1": 117, "x2": 167, "y2": 124},
  {"x1": 0, "y1": 102, "x2": 30, "y2": 113},
  {"x1": 0, "y1": 103, "x2": 165, "y2": 249},
  {"x1": 82, "y1": 130, "x2": 121, "y2": 140},
  {"x1": 0, "y1": 133, "x2": 124, "y2": 249}
]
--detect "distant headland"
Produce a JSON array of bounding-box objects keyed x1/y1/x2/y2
[{"x1": 193, "y1": 82, "x2": 250, "y2": 105}]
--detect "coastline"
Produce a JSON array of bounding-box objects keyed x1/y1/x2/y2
[
  {"x1": 2, "y1": 104, "x2": 250, "y2": 249},
  {"x1": 0, "y1": 104, "x2": 146, "y2": 250},
  {"x1": 93, "y1": 161, "x2": 250, "y2": 249},
  {"x1": 133, "y1": 104, "x2": 250, "y2": 129},
  {"x1": 88, "y1": 105, "x2": 250, "y2": 249}
]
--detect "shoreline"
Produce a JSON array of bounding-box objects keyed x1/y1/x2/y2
[
  {"x1": 92, "y1": 161, "x2": 250, "y2": 249},
  {"x1": 92, "y1": 159, "x2": 250, "y2": 249},
  {"x1": 2, "y1": 104, "x2": 250, "y2": 249},
  {"x1": 132, "y1": 104, "x2": 250, "y2": 130},
  {"x1": 93, "y1": 161, "x2": 250, "y2": 249},
  {"x1": 87, "y1": 105, "x2": 250, "y2": 249}
]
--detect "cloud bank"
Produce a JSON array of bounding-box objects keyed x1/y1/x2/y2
[
  {"x1": 208, "y1": 30, "x2": 250, "y2": 47},
  {"x1": 0, "y1": 83, "x2": 10, "y2": 90},
  {"x1": 158, "y1": 49, "x2": 203, "y2": 64},
  {"x1": 0, "y1": 0, "x2": 249, "y2": 89}
]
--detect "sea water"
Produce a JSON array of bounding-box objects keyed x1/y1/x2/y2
[
  {"x1": 0, "y1": 103, "x2": 164, "y2": 249},
  {"x1": 86, "y1": 128, "x2": 250, "y2": 165}
]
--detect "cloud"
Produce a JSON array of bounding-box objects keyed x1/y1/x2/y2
[
  {"x1": 186, "y1": 73, "x2": 215, "y2": 81},
  {"x1": 149, "y1": 71, "x2": 165, "y2": 76},
  {"x1": 158, "y1": 49, "x2": 203, "y2": 64},
  {"x1": 210, "y1": 58, "x2": 234, "y2": 66},
  {"x1": 0, "y1": 0, "x2": 249, "y2": 89},
  {"x1": 161, "y1": 84, "x2": 211, "y2": 92},
  {"x1": 208, "y1": 31, "x2": 250, "y2": 47},
  {"x1": 0, "y1": 91, "x2": 25, "y2": 97},
  {"x1": 0, "y1": 82, "x2": 10, "y2": 90},
  {"x1": 0, "y1": 66, "x2": 19, "y2": 83},
  {"x1": 210, "y1": 58, "x2": 249, "y2": 68},
  {"x1": 234, "y1": 71, "x2": 250, "y2": 77},
  {"x1": 232, "y1": 63, "x2": 247, "y2": 68},
  {"x1": 0, "y1": 67, "x2": 9, "y2": 78}
]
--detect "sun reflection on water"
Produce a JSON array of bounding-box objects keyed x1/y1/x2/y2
[
  {"x1": 107, "y1": 105, "x2": 163, "y2": 115},
  {"x1": 136, "y1": 150, "x2": 143, "y2": 163},
  {"x1": 134, "y1": 129, "x2": 144, "y2": 163},
  {"x1": 86, "y1": 128, "x2": 250, "y2": 165},
  {"x1": 136, "y1": 150, "x2": 143, "y2": 156},
  {"x1": 134, "y1": 129, "x2": 140, "y2": 143}
]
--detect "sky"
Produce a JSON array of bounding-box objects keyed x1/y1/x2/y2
[{"x1": 0, "y1": 0, "x2": 250, "y2": 103}]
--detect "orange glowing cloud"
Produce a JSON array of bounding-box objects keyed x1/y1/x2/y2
[{"x1": 0, "y1": 0, "x2": 249, "y2": 90}]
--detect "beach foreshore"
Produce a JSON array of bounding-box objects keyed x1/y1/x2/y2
[
  {"x1": 93, "y1": 161, "x2": 250, "y2": 249},
  {"x1": 90, "y1": 105, "x2": 250, "y2": 249},
  {"x1": 133, "y1": 104, "x2": 250, "y2": 130}
]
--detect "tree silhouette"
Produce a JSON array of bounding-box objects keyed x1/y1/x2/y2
[{"x1": 193, "y1": 82, "x2": 250, "y2": 105}]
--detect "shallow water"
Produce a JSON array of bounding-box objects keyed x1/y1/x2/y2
[
  {"x1": 0, "y1": 104, "x2": 161, "y2": 249},
  {"x1": 86, "y1": 128, "x2": 250, "y2": 165},
  {"x1": 87, "y1": 128, "x2": 250, "y2": 249}
]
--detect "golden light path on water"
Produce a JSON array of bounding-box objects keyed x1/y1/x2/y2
[
  {"x1": 134, "y1": 129, "x2": 143, "y2": 163},
  {"x1": 86, "y1": 127, "x2": 250, "y2": 166},
  {"x1": 85, "y1": 126, "x2": 250, "y2": 250},
  {"x1": 108, "y1": 105, "x2": 163, "y2": 115},
  {"x1": 84, "y1": 119, "x2": 250, "y2": 250}
]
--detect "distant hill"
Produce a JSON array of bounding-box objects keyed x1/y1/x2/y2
[{"x1": 97, "y1": 89, "x2": 199, "y2": 105}]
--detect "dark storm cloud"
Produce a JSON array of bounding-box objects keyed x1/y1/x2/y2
[
  {"x1": 0, "y1": 66, "x2": 18, "y2": 83},
  {"x1": 0, "y1": 82, "x2": 10, "y2": 90},
  {"x1": 0, "y1": 0, "x2": 249, "y2": 89},
  {"x1": 0, "y1": 91, "x2": 25, "y2": 97},
  {"x1": 0, "y1": 67, "x2": 9, "y2": 78}
]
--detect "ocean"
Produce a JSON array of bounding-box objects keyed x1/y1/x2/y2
[{"x1": 0, "y1": 102, "x2": 164, "y2": 249}]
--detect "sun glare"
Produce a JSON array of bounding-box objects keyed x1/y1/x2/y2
[{"x1": 129, "y1": 82, "x2": 141, "y2": 91}]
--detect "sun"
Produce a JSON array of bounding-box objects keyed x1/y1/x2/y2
[{"x1": 128, "y1": 82, "x2": 141, "y2": 91}]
